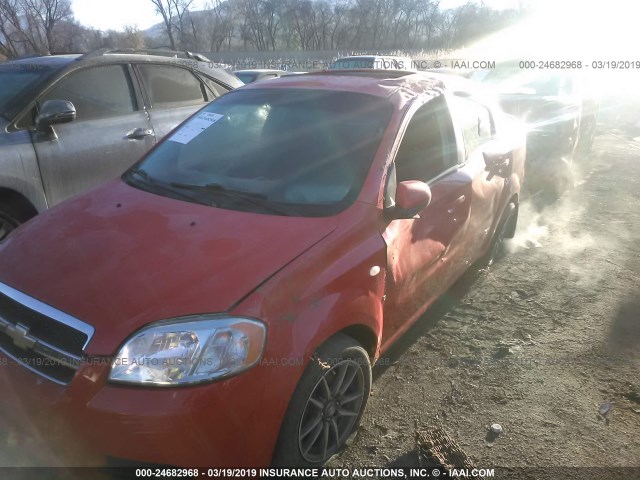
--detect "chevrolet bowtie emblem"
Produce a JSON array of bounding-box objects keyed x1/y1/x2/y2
[{"x1": 6, "y1": 323, "x2": 37, "y2": 350}]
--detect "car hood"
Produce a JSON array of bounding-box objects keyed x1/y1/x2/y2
[
  {"x1": 496, "y1": 94, "x2": 580, "y2": 125},
  {"x1": 0, "y1": 180, "x2": 337, "y2": 355}
]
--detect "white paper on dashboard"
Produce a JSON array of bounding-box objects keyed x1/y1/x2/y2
[{"x1": 169, "y1": 112, "x2": 224, "y2": 144}]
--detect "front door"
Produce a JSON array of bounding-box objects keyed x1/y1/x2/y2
[
  {"x1": 32, "y1": 64, "x2": 154, "y2": 206},
  {"x1": 381, "y1": 96, "x2": 471, "y2": 346},
  {"x1": 449, "y1": 95, "x2": 513, "y2": 264}
]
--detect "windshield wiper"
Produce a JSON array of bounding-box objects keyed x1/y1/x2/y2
[
  {"x1": 167, "y1": 182, "x2": 293, "y2": 216},
  {"x1": 126, "y1": 169, "x2": 215, "y2": 205}
]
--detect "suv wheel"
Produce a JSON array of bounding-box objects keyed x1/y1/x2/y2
[
  {"x1": 0, "y1": 198, "x2": 36, "y2": 242},
  {"x1": 272, "y1": 334, "x2": 371, "y2": 467}
]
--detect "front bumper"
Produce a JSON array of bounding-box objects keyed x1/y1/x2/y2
[{"x1": 0, "y1": 354, "x2": 281, "y2": 467}]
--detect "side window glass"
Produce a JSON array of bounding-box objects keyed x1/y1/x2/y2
[
  {"x1": 138, "y1": 65, "x2": 206, "y2": 109},
  {"x1": 453, "y1": 96, "x2": 494, "y2": 158},
  {"x1": 39, "y1": 65, "x2": 136, "y2": 121},
  {"x1": 394, "y1": 97, "x2": 457, "y2": 183}
]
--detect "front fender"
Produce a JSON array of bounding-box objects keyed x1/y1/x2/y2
[
  {"x1": 230, "y1": 202, "x2": 386, "y2": 461},
  {"x1": 0, "y1": 129, "x2": 47, "y2": 212}
]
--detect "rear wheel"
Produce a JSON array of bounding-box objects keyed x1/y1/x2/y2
[
  {"x1": 479, "y1": 201, "x2": 518, "y2": 268},
  {"x1": 272, "y1": 334, "x2": 371, "y2": 467},
  {"x1": 576, "y1": 114, "x2": 597, "y2": 157}
]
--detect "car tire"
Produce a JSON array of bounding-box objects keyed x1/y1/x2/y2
[
  {"x1": 0, "y1": 198, "x2": 35, "y2": 242},
  {"x1": 479, "y1": 201, "x2": 518, "y2": 268},
  {"x1": 272, "y1": 334, "x2": 371, "y2": 467}
]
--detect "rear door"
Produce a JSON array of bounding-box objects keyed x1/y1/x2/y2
[
  {"x1": 381, "y1": 96, "x2": 472, "y2": 345},
  {"x1": 32, "y1": 64, "x2": 154, "y2": 206},
  {"x1": 449, "y1": 95, "x2": 512, "y2": 264},
  {"x1": 134, "y1": 64, "x2": 220, "y2": 140}
]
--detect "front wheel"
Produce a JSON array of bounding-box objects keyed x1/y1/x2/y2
[
  {"x1": 272, "y1": 334, "x2": 371, "y2": 467},
  {"x1": 0, "y1": 199, "x2": 35, "y2": 242}
]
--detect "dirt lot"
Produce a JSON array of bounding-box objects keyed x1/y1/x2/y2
[
  {"x1": 1, "y1": 108, "x2": 639, "y2": 478},
  {"x1": 328, "y1": 126, "x2": 640, "y2": 477}
]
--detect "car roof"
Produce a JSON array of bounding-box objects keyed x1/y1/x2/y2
[
  {"x1": 235, "y1": 69, "x2": 287, "y2": 74},
  {"x1": 3, "y1": 50, "x2": 235, "y2": 76},
  {"x1": 240, "y1": 70, "x2": 452, "y2": 100},
  {"x1": 2, "y1": 54, "x2": 79, "y2": 68},
  {"x1": 238, "y1": 70, "x2": 497, "y2": 112},
  {"x1": 337, "y1": 55, "x2": 412, "y2": 60}
]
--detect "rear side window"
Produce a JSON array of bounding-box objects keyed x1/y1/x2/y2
[
  {"x1": 138, "y1": 65, "x2": 206, "y2": 108},
  {"x1": 452, "y1": 96, "x2": 494, "y2": 158},
  {"x1": 39, "y1": 65, "x2": 136, "y2": 121}
]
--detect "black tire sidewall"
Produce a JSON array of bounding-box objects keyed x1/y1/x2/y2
[
  {"x1": 0, "y1": 200, "x2": 33, "y2": 241},
  {"x1": 272, "y1": 334, "x2": 372, "y2": 467},
  {"x1": 480, "y1": 202, "x2": 517, "y2": 268}
]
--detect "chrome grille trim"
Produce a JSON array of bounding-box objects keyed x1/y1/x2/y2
[
  {"x1": 0, "y1": 316, "x2": 82, "y2": 368},
  {"x1": 0, "y1": 281, "x2": 95, "y2": 384},
  {"x1": 0, "y1": 345, "x2": 69, "y2": 386},
  {"x1": 0, "y1": 281, "x2": 94, "y2": 349}
]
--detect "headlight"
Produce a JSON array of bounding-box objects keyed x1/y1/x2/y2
[{"x1": 108, "y1": 315, "x2": 266, "y2": 386}]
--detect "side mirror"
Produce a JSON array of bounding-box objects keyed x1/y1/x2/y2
[
  {"x1": 389, "y1": 180, "x2": 432, "y2": 220},
  {"x1": 36, "y1": 100, "x2": 76, "y2": 130},
  {"x1": 483, "y1": 150, "x2": 511, "y2": 180}
]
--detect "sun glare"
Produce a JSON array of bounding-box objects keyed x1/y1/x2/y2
[{"x1": 460, "y1": 0, "x2": 640, "y2": 99}]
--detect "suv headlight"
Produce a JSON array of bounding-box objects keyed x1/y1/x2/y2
[{"x1": 108, "y1": 315, "x2": 266, "y2": 386}]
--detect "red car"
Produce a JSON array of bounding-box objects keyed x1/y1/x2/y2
[{"x1": 0, "y1": 71, "x2": 525, "y2": 468}]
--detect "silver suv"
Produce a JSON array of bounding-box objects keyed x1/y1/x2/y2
[{"x1": 0, "y1": 49, "x2": 242, "y2": 240}]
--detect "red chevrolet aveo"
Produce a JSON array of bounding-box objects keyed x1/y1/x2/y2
[{"x1": 0, "y1": 71, "x2": 524, "y2": 468}]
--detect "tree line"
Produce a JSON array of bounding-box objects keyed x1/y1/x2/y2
[{"x1": 0, "y1": 0, "x2": 526, "y2": 59}]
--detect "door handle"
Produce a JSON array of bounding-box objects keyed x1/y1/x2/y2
[
  {"x1": 126, "y1": 127, "x2": 154, "y2": 140},
  {"x1": 447, "y1": 195, "x2": 466, "y2": 214}
]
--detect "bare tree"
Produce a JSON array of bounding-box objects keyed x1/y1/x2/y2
[
  {"x1": 149, "y1": 0, "x2": 201, "y2": 50},
  {"x1": 24, "y1": 0, "x2": 72, "y2": 52},
  {"x1": 0, "y1": 0, "x2": 72, "y2": 56},
  {"x1": 202, "y1": 0, "x2": 236, "y2": 51},
  {"x1": 149, "y1": 0, "x2": 178, "y2": 49},
  {"x1": 2, "y1": 0, "x2": 526, "y2": 58}
]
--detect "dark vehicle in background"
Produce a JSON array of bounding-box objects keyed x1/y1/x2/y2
[
  {"x1": 0, "y1": 49, "x2": 242, "y2": 240},
  {"x1": 234, "y1": 69, "x2": 291, "y2": 83},
  {"x1": 473, "y1": 66, "x2": 598, "y2": 195}
]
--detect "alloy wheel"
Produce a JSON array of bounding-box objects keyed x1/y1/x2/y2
[{"x1": 298, "y1": 359, "x2": 365, "y2": 463}]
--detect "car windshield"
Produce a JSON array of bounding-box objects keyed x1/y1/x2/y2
[
  {"x1": 0, "y1": 62, "x2": 62, "y2": 119},
  {"x1": 125, "y1": 88, "x2": 393, "y2": 216},
  {"x1": 235, "y1": 72, "x2": 258, "y2": 84}
]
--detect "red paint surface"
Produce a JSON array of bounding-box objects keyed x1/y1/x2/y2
[{"x1": 0, "y1": 72, "x2": 524, "y2": 467}]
